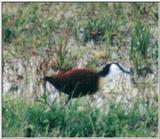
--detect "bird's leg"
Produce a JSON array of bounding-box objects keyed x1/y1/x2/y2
[
  {"x1": 90, "y1": 94, "x2": 96, "y2": 102},
  {"x1": 64, "y1": 96, "x2": 71, "y2": 106},
  {"x1": 43, "y1": 80, "x2": 47, "y2": 96},
  {"x1": 90, "y1": 95, "x2": 94, "y2": 101}
]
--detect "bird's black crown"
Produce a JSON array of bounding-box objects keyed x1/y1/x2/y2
[{"x1": 98, "y1": 63, "x2": 133, "y2": 77}]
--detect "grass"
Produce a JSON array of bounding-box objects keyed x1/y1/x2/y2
[
  {"x1": 2, "y1": 3, "x2": 158, "y2": 70},
  {"x1": 131, "y1": 20, "x2": 149, "y2": 58},
  {"x1": 2, "y1": 2, "x2": 158, "y2": 137},
  {"x1": 130, "y1": 19, "x2": 150, "y2": 71},
  {"x1": 2, "y1": 96, "x2": 158, "y2": 137}
]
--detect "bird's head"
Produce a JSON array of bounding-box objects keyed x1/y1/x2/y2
[
  {"x1": 98, "y1": 63, "x2": 133, "y2": 93},
  {"x1": 98, "y1": 63, "x2": 133, "y2": 78}
]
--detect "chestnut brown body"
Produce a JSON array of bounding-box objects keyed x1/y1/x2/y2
[
  {"x1": 44, "y1": 69, "x2": 100, "y2": 98},
  {"x1": 43, "y1": 63, "x2": 132, "y2": 100}
]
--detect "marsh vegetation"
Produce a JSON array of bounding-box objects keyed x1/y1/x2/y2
[{"x1": 2, "y1": 3, "x2": 158, "y2": 137}]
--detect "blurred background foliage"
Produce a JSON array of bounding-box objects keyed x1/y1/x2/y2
[{"x1": 2, "y1": 2, "x2": 158, "y2": 137}]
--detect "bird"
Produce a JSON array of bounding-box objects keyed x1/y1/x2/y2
[{"x1": 43, "y1": 63, "x2": 132, "y2": 102}]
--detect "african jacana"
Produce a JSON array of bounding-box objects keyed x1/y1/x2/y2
[{"x1": 43, "y1": 63, "x2": 132, "y2": 101}]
